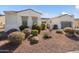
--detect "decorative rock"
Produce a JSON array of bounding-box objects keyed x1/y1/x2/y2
[{"x1": 30, "y1": 36, "x2": 39, "y2": 45}]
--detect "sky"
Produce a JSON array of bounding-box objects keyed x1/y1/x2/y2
[{"x1": 0, "y1": 5, "x2": 79, "y2": 18}]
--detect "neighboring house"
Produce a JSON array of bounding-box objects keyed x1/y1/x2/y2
[
  {"x1": 50, "y1": 14, "x2": 75, "y2": 29},
  {"x1": 75, "y1": 18, "x2": 79, "y2": 30},
  {"x1": 4, "y1": 9, "x2": 42, "y2": 31},
  {"x1": 0, "y1": 15, "x2": 5, "y2": 29}
]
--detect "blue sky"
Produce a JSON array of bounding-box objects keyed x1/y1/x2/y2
[{"x1": 0, "y1": 5, "x2": 79, "y2": 18}]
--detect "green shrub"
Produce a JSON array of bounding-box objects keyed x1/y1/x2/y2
[
  {"x1": 41, "y1": 24, "x2": 47, "y2": 30},
  {"x1": 64, "y1": 27, "x2": 74, "y2": 34},
  {"x1": 43, "y1": 34, "x2": 51, "y2": 39},
  {"x1": 8, "y1": 32, "x2": 25, "y2": 44},
  {"x1": 19, "y1": 25, "x2": 29, "y2": 31},
  {"x1": 22, "y1": 28, "x2": 31, "y2": 38},
  {"x1": 31, "y1": 30, "x2": 38, "y2": 36},
  {"x1": 56, "y1": 30, "x2": 63, "y2": 34},
  {"x1": 32, "y1": 24, "x2": 41, "y2": 34},
  {"x1": 36, "y1": 26, "x2": 41, "y2": 34}
]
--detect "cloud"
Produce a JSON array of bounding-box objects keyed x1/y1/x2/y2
[
  {"x1": 61, "y1": 11, "x2": 69, "y2": 15},
  {"x1": 0, "y1": 11, "x2": 4, "y2": 15},
  {"x1": 75, "y1": 5, "x2": 79, "y2": 10}
]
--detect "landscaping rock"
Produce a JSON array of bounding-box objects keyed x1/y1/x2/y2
[{"x1": 30, "y1": 36, "x2": 39, "y2": 45}]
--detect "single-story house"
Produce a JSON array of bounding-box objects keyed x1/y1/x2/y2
[
  {"x1": 4, "y1": 9, "x2": 42, "y2": 31},
  {"x1": 50, "y1": 14, "x2": 75, "y2": 29}
]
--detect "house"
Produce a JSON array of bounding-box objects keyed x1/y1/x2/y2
[
  {"x1": 75, "y1": 18, "x2": 79, "y2": 30},
  {"x1": 0, "y1": 15, "x2": 5, "y2": 29},
  {"x1": 50, "y1": 14, "x2": 75, "y2": 29},
  {"x1": 4, "y1": 9, "x2": 42, "y2": 31}
]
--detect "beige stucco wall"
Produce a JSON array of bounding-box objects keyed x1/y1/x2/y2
[
  {"x1": 0, "y1": 16, "x2": 5, "y2": 25},
  {"x1": 74, "y1": 19, "x2": 79, "y2": 30},
  {"x1": 17, "y1": 10, "x2": 41, "y2": 27},
  {"x1": 5, "y1": 12, "x2": 19, "y2": 31},
  {"x1": 41, "y1": 18, "x2": 50, "y2": 25}
]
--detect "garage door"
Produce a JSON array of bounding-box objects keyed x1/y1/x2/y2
[{"x1": 61, "y1": 22, "x2": 72, "y2": 29}]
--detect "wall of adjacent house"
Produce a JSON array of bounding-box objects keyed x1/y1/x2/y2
[
  {"x1": 75, "y1": 20, "x2": 79, "y2": 30},
  {"x1": 5, "y1": 13, "x2": 19, "y2": 31},
  {"x1": 50, "y1": 18, "x2": 61, "y2": 29}
]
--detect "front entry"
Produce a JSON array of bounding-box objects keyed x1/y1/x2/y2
[{"x1": 53, "y1": 24, "x2": 58, "y2": 29}]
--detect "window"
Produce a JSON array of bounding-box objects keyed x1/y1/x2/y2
[
  {"x1": 21, "y1": 16, "x2": 28, "y2": 26},
  {"x1": 32, "y1": 16, "x2": 38, "y2": 24}
]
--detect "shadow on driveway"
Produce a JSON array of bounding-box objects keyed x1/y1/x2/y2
[
  {"x1": 66, "y1": 34, "x2": 79, "y2": 41},
  {"x1": 0, "y1": 42, "x2": 20, "y2": 53}
]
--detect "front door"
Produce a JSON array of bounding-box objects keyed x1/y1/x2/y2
[{"x1": 53, "y1": 24, "x2": 58, "y2": 29}]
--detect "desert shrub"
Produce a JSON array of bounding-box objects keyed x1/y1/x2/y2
[
  {"x1": 31, "y1": 30, "x2": 38, "y2": 36},
  {"x1": 63, "y1": 27, "x2": 74, "y2": 34},
  {"x1": 8, "y1": 32, "x2": 25, "y2": 44},
  {"x1": 32, "y1": 23, "x2": 37, "y2": 29},
  {"x1": 56, "y1": 30, "x2": 63, "y2": 34},
  {"x1": 41, "y1": 24, "x2": 47, "y2": 30},
  {"x1": 36, "y1": 26, "x2": 41, "y2": 34},
  {"x1": 43, "y1": 34, "x2": 51, "y2": 39},
  {"x1": 32, "y1": 24, "x2": 41, "y2": 34},
  {"x1": 6, "y1": 28, "x2": 19, "y2": 35},
  {"x1": 19, "y1": 25, "x2": 29, "y2": 31},
  {"x1": 30, "y1": 36, "x2": 39, "y2": 45},
  {"x1": 22, "y1": 28, "x2": 31, "y2": 38}
]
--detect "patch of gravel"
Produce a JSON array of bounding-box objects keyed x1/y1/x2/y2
[{"x1": 13, "y1": 31, "x2": 79, "y2": 53}]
